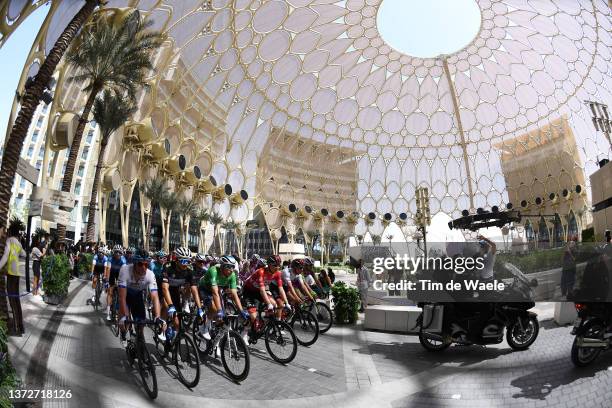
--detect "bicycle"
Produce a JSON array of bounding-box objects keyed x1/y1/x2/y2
[
  {"x1": 304, "y1": 297, "x2": 333, "y2": 334},
  {"x1": 192, "y1": 313, "x2": 250, "y2": 382},
  {"x1": 248, "y1": 302, "x2": 298, "y2": 364},
  {"x1": 282, "y1": 303, "x2": 319, "y2": 347},
  {"x1": 152, "y1": 311, "x2": 200, "y2": 388},
  {"x1": 123, "y1": 319, "x2": 161, "y2": 399},
  {"x1": 109, "y1": 289, "x2": 120, "y2": 336}
]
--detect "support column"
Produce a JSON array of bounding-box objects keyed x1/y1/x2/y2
[{"x1": 441, "y1": 57, "x2": 475, "y2": 211}]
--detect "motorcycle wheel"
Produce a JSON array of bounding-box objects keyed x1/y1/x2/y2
[
  {"x1": 506, "y1": 316, "x2": 539, "y2": 350},
  {"x1": 571, "y1": 324, "x2": 603, "y2": 367},
  {"x1": 418, "y1": 330, "x2": 450, "y2": 352}
]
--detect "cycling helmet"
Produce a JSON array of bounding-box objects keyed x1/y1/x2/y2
[
  {"x1": 302, "y1": 257, "x2": 314, "y2": 267},
  {"x1": 112, "y1": 244, "x2": 124, "y2": 254},
  {"x1": 174, "y1": 246, "x2": 191, "y2": 260},
  {"x1": 291, "y1": 258, "x2": 304, "y2": 268},
  {"x1": 204, "y1": 254, "x2": 216, "y2": 263},
  {"x1": 220, "y1": 255, "x2": 237, "y2": 269},
  {"x1": 97, "y1": 246, "x2": 107, "y2": 255},
  {"x1": 156, "y1": 250, "x2": 167, "y2": 258},
  {"x1": 126, "y1": 246, "x2": 135, "y2": 254},
  {"x1": 132, "y1": 249, "x2": 150, "y2": 264},
  {"x1": 266, "y1": 255, "x2": 281, "y2": 267},
  {"x1": 194, "y1": 253, "x2": 207, "y2": 262}
]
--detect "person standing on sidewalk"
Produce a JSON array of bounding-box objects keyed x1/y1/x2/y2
[
  {"x1": 0, "y1": 219, "x2": 26, "y2": 335},
  {"x1": 31, "y1": 240, "x2": 44, "y2": 296},
  {"x1": 356, "y1": 259, "x2": 371, "y2": 312}
]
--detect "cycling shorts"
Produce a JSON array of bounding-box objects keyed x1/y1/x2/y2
[{"x1": 126, "y1": 290, "x2": 146, "y2": 321}]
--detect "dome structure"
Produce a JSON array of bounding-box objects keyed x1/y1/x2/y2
[{"x1": 3, "y1": 0, "x2": 611, "y2": 237}]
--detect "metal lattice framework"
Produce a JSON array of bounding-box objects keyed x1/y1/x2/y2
[{"x1": 2, "y1": 0, "x2": 612, "y2": 243}]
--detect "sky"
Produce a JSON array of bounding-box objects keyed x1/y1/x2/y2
[{"x1": 0, "y1": 3, "x2": 50, "y2": 144}]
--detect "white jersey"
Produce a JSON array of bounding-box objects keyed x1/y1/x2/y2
[{"x1": 118, "y1": 264, "x2": 158, "y2": 294}]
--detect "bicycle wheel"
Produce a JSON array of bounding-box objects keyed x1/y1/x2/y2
[
  {"x1": 173, "y1": 333, "x2": 200, "y2": 388},
  {"x1": 290, "y1": 310, "x2": 319, "y2": 347},
  {"x1": 314, "y1": 302, "x2": 333, "y2": 334},
  {"x1": 94, "y1": 285, "x2": 102, "y2": 311},
  {"x1": 137, "y1": 342, "x2": 158, "y2": 399},
  {"x1": 220, "y1": 330, "x2": 250, "y2": 382},
  {"x1": 264, "y1": 320, "x2": 298, "y2": 364}
]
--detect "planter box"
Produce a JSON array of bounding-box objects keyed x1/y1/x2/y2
[{"x1": 43, "y1": 294, "x2": 66, "y2": 305}]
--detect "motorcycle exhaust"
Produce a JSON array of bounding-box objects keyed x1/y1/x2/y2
[{"x1": 577, "y1": 337, "x2": 610, "y2": 348}]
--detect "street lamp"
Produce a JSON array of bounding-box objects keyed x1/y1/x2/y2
[{"x1": 415, "y1": 186, "x2": 431, "y2": 257}]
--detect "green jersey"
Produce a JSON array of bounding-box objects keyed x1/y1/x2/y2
[{"x1": 199, "y1": 265, "x2": 237, "y2": 290}]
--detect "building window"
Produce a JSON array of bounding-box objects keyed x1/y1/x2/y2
[
  {"x1": 75, "y1": 181, "x2": 81, "y2": 195},
  {"x1": 15, "y1": 196, "x2": 22, "y2": 207},
  {"x1": 42, "y1": 104, "x2": 48, "y2": 113},
  {"x1": 61, "y1": 163, "x2": 66, "y2": 176},
  {"x1": 81, "y1": 146, "x2": 89, "y2": 159},
  {"x1": 32, "y1": 130, "x2": 39, "y2": 142},
  {"x1": 35, "y1": 160, "x2": 42, "y2": 170},
  {"x1": 86, "y1": 129, "x2": 94, "y2": 144},
  {"x1": 19, "y1": 177, "x2": 26, "y2": 189},
  {"x1": 38, "y1": 147, "x2": 44, "y2": 158},
  {"x1": 27, "y1": 146, "x2": 34, "y2": 158},
  {"x1": 36, "y1": 117, "x2": 43, "y2": 128},
  {"x1": 77, "y1": 164, "x2": 85, "y2": 177}
]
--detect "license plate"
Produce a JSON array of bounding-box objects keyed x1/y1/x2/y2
[{"x1": 573, "y1": 318, "x2": 582, "y2": 328}]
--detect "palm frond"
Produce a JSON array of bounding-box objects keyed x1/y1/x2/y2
[{"x1": 92, "y1": 89, "x2": 135, "y2": 139}]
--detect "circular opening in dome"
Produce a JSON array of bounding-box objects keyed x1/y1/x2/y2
[{"x1": 377, "y1": 0, "x2": 482, "y2": 58}]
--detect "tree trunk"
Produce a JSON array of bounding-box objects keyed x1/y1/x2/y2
[
  {"x1": 0, "y1": 0, "x2": 99, "y2": 324},
  {"x1": 57, "y1": 86, "x2": 100, "y2": 241},
  {"x1": 144, "y1": 210, "x2": 152, "y2": 251},
  {"x1": 85, "y1": 135, "x2": 109, "y2": 242}
]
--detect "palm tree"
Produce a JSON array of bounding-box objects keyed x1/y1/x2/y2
[
  {"x1": 176, "y1": 198, "x2": 199, "y2": 247},
  {"x1": 193, "y1": 208, "x2": 210, "y2": 253},
  {"x1": 208, "y1": 212, "x2": 223, "y2": 255},
  {"x1": 159, "y1": 191, "x2": 177, "y2": 252},
  {"x1": 0, "y1": 1, "x2": 101, "y2": 243},
  {"x1": 372, "y1": 235, "x2": 382, "y2": 246},
  {"x1": 142, "y1": 178, "x2": 166, "y2": 251},
  {"x1": 386, "y1": 234, "x2": 394, "y2": 247},
  {"x1": 85, "y1": 90, "x2": 135, "y2": 242},
  {"x1": 356, "y1": 234, "x2": 364, "y2": 246},
  {"x1": 222, "y1": 220, "x2": 237, "y2": 254},
  {"x1": 57, "y1": 10, "x2": 163, "y2": 241}
]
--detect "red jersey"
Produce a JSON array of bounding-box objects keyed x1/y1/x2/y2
[{"x1": 244, "y1": 267, "x2": 283, "y2": 290}]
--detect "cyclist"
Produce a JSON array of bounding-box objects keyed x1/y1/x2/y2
[
  {"x1": 117, "y1": 249, "x2": 165, "y2": 346},
  {"x1": 160, "y1": 247, "x2": 204, "y2": 341},
  {"x1": 303, "y1": 258, "x2": 325, "y2": 296},
  {"x1": 290, "y1": 258, "x2": 317, "y2": 303},
  {"x1": 125, "y1": 246, "x2": 136, "y2": 264},
  {"x1": 90, "y1": 246, "x2": 110, "y2": 305},
  {"x1": 243, "y1": 255, "x2": 290, "y2": 323},
  {"x1": 198, "y1": 255, "x2": 249, "y2": 340},
  {"x1": 105, "y1": 245, "x2": 127, "y2": 321},
  {"x1": 281, "y1": 259, "x2": 304, "y2": 306},
  {"x1": 150, "y1": 250, "x2": 167, "y2": 289}
]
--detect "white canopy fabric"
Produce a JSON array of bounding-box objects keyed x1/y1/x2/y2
[{"x1": 4, "y1": 0, "x2": 612, "y2": 232}]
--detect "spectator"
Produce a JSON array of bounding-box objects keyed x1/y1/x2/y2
[
  {"x1": 356, "y1": 259, "x2": 371, "y2": 313},
  {"x1": 31, "y1": 241, "x2": 44, "y2": 296},
  {"x1": 561, "y1": 236, "x2": 577, "y2": 298},
  {"x1": 327, "y1": 267, "x2": 336, "y2": 284},
  {"x1": 0, "y1": 219, "x2": 26, "y2": 335}
]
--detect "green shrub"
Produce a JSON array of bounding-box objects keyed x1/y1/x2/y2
[
  {"x1": 41, "y1": 254, "x2": 70, "y2": 299},
  {"x1": 331, "y1": 281, "x2": 360, "y2": 324},
  {"x1": 78, "y1": 253, "x2": 94, "y2": 276},
  {"x1": 0, "y1": 320, "x2": 19, "y2": 408},
  {"x1": 582, "y1": 227, "x2": 595, "y2": 242}
]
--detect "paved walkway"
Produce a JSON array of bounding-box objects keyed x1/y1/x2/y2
[{"x1": 6, "y1": 268, "x2": 612, "y2": 407}]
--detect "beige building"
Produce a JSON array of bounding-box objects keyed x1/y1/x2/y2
[{"x1": 590, "y1": 161, "x2": 612, "y2": 240}]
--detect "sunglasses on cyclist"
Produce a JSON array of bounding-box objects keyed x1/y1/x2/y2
[
  {"x1": 136, "y1": 261, "x2": 149, "y2": 268},
  {"x1": 179, "y1": 259, "x2": 191, "y2": 266}
]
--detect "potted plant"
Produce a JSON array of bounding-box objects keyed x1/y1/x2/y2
[
  {"x1": 41, "y1": 254, "x2": 71, "y2": 305},
  {"x1": 77, "y1": 252, "x2": 94, "y2": 279},
  {"x1": 331, "y1": 281, "x2": 360, "y2": 324}
]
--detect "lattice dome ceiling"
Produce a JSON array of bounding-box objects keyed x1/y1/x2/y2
[{"x1": 3, "y1": 0, "x2": 612, "y2": 234}]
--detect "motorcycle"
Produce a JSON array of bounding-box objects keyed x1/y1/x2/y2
[
  {"x1": 416, "y1": 262, "x2": 540, "y2": 352},
  {"x1": 570, "y1": 302, "x2": 612, "y2": 367}
]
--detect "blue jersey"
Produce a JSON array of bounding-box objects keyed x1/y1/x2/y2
[
  {"x1": 110, "y1": 255, "x2": 127, "y2": 274},
  {"x1": 92, "y1": 255, "x2": 109, "y2": 274}
]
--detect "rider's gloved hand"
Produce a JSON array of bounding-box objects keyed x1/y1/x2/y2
[
  {"x1": 267, "y1": 303, "x2": 275, "y2": 311},
  {"x1": 197, "y1": 308, "x2": 205, "y2": 319},
  {"x1": 154, "y1": 316, "x2": 165, "y2": 326},
  {"x1": 167, "y1": 305, "x2": 177, "y2": 318},
  {"x1": 240, "y1": 309, "x2": 249, "y2": 320},
  {"x1": 216, "y1": 309, "x2": 225, "y2": 319},
  {"x1": 118, "y1": 316, "x2": 127, "y2": 331}
]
